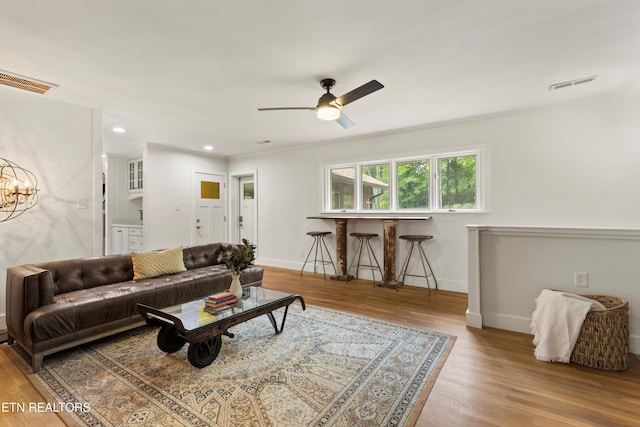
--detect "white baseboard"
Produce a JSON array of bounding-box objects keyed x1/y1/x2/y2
[
  {"x1": 482, "y1": 311, "x2": 640, "y2": 354},
  {"x1": 466, "y1": 309, "x2": 483, "y2": 329},
  {"x1": 482, "y1": 312, "x2": 532, "y2": 334},
  {"x1": 257, "y1": 257, "x2": 304, "y2": 271},
  {"x1": 258, "y1": 257, "x2": 468, "y2": 293}
]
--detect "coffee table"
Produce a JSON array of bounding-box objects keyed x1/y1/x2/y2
[{"x1": 137, "y1": 287, "x2": 305, "y2": 368}]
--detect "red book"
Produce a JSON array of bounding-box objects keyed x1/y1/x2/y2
[
  {"x1": 205, "y1": 297, "x2": 238, "y2": 309},
  {"x1": 206, "y1": 292, "x2": 235, "y2": 303}
]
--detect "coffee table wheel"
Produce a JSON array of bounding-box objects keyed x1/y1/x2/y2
[
  {"x1": 157, "y1": 325, "x2": 186, "y2": 353},
  {"x1": 188, "y1": 336, "x2": 222, "y2": 368}
]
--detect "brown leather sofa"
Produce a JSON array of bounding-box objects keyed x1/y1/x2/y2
[{"x1": 5, "y1": 243, "x2": 263, "y2": 372}]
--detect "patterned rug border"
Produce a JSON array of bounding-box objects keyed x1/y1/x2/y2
[{"x1": 4, "y1": 304, "x2": 456, "y2": 427}]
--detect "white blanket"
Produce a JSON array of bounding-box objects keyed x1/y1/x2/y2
[{"x1": 530, "y1": 289, "x2": 606, "y2": 363}]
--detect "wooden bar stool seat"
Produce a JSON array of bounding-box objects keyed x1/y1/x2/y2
[
  {"x1": 301, "y1": 231, "x2": 336, "y2": 279},
  {"x1": 347, "y1": 232, "x2": 383, "y2": 283},
  {"x1": 397, "y1": 235, "x2": 437, "y2": 295}
]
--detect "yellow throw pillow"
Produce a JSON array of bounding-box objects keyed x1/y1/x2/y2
[{"x1": 131, "y1": 246, "x2": 187, "y2": 280}]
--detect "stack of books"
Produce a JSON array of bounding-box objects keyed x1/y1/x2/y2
[{"x1": 204, "y1": 292, "x2": 238, "y2": 310}]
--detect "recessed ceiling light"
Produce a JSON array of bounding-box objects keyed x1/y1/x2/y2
[
  {"x1": 112, "y1": 127, "x2": 126, "y2": 133},
  {"x1": 204, "y1": 145, "x2": 214, "y2": 151}
]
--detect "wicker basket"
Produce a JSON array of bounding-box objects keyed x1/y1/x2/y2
[{"x1": 570, "y1": 295, "x2": 630, "y2": 370}]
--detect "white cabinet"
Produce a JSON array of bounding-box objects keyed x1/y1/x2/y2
[
  {"x1": 128, "y1": 227, "x2": 144, "y2": 252},
  {"x1": 128, "y1": 158, "x2": 143, "y2": 196},
  {"x1": 111, "y1": 226, "x2": 129, "y2": 254},
  {"x1": 111, "y1": 226, "x2": 144, "y2": 254}
]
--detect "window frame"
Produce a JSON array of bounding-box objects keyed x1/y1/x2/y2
[
  {"x1": 323, "y1": 148, "x2": 484, "y2": 214},
  {"x1": 326, "y1": 163, "x2": 358, "y2": 212},
  {"x1": 434, "y1": 150, "x2": 482, "y2": 213},
  {"x1": 359, "y1": 160, "x2": 391, "y2": 211},
  {"x1": 394, "y1": 155, "x2": 431, "y2": 213}
]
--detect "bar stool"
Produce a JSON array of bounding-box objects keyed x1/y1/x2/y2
[
  {"x1": 347, "y1": 232, "x2": 383, "y2": 283},
  {"x1": 397, "y1": 235, "x2": 437, "y2": 295},
  {"x1": 301, "y1": 231, "x2": 336, "y2": 279}
]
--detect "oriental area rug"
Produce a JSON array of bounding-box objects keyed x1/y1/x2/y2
[{"x1": 6, "y1": 304, "x2": 454, "y2": 427}]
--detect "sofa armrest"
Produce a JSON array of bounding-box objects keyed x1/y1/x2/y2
[
  {"x1": 6, "y1": 265, "x2": 55, "y2": 342},
  {"x1": 239, "y1": 265, "x2": 263, "y2": 287}
]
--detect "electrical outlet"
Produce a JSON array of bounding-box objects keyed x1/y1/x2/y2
[
  {"x1": 300, "y1": 250, "x2": 306, "y2": 258},
  {"x1": 575, "y1": 272, "x2": 588, "y2": 288}
]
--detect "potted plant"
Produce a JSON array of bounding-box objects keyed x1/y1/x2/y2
[{"x1": 218, "y1": 239, "x2": 256, "y2": 298}]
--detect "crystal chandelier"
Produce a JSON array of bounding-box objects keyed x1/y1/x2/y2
[{"x1": 0, "y1": 157, "x2": 39, "y2": 222}]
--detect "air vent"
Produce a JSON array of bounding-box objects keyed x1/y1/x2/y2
[
  {"x1": 549, "y1": 75, "x2": 597, "y2": 91},
  {"x1": 0, "y1": 69, "x2": 58, "y2": 94}
]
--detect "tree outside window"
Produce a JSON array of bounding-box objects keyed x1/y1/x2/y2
[
  {"x1": 397, "y1": 160, "x2": 429, "y2": 209},
  {"x1": 325, "y1": 149, "x2": 481, "y2": 212},
  {"x1": 438, "y1": 154, "x2": 476, "y2": 209}
]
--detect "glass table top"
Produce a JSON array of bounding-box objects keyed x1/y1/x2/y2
[{"x1": 146, "y1": 286, "x2": 295, "y2": 332}]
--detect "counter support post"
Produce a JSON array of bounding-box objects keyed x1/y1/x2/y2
[
  {"x1": 332, "y1": 219, "x2": 352, "y2": 281},
  {"x1": 377, "y1": 219, "x2": 399, "y2": 288}
]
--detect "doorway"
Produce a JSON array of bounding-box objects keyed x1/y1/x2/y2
[
  {"x1": 229, "y1": 171, "x2": 257, "y2": 248},
  {"x1": 239, "y1": 176, "x2": 256, "y2": 243},
  {"x1": 193, "y1": 172, "x2": 226, "y2": 245}
]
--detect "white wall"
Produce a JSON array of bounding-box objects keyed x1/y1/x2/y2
[
  {"x1": 0, "y1": 87, "x2": 101, "y2": 329},
  {"x1": 105, "y1": 155, "x2": 144, "y2": 224},
  {"x1": 467, "y1": 226, "x2": 640, "y2": 353},
  {"x1": 4, "y1": 85, "x2": 638, "y2": 340},
  {"x1": 229, "y1": 91, "x2": 640, "y2": 296},
  {"x1": 144, "y1": 144, "x2": 227, "y2": 250}
]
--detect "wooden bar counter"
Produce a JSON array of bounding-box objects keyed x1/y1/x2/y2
[{"x1": 306, "y1": 215, "x2": 431, "y2": 286}]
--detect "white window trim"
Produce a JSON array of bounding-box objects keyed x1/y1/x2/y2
[
  {"x1": 326, "y1": 163, "x2": 357, "y2": 212},
  {"x1": 359, "y1": 159, "x2": 392, "y2": 211},
  {"x1": 323, "y1": 147, "x2": 486, "y2": 214},
  {"x1": 434, "y1": 149, "x2": 483, "y2": 213},
  {"x1": 394, "y1": 155, "x2": 432, "y2": 213}
]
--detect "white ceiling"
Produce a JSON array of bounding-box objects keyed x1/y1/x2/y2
[{"x1": 1, "y1": 0, "x2": 639, "y2": 158}]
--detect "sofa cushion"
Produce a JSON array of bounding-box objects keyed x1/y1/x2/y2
[
  {"x1": 132, "y1": 246, "x2": 187, "y2": 280},
  {"x1": 26, "y1": 265, "x2": 232, "y2": 343},
  {"x1": 33, "y1": 255, "x2": 134, "y2": 295},
  {"x1": 183, "y1": 243, "x2": 222, "y2": 269}
]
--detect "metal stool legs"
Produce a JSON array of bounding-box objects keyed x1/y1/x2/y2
[
  {"x1": 347, "y1": 233, "x2": 383, "y2": 283},
  {"x1": 398, "y1": 235, "x2": 437, "y2": 295},
  {"x1": 301, "y1": 232, "x2": 336, "y2": 279}
]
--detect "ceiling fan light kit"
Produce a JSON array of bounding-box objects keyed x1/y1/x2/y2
[
  {"x1": 258, "y1": 78, "x2": 384, "y2": 129},
  {"x1": 317, "y1": 104, "x2": 341, "y2": 121}
]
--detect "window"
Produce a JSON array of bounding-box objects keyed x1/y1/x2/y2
[
  {"x1": 324, "y1": 149, "x2": 482, "y2": 213},
  {"x1": 361, "y1": 163, "x2": 389, "y2": 210},
  {"x1": 330, "y1": 166, "x2": 355, "y2": 210},
  {"x1": 438, "y1": 154, "x2": 476, "y2": 209},
  {"x1": 200, "y1": 181, "x2": 220, "y2": 199},
  {"x1": 397, "y1": 159, "x2": 430, "y2": 210},
  {"x1": 243, "y1": 182, "x2": 254, "y2": 200}
]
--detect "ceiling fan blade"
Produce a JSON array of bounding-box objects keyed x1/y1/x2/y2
[
  {"x1": 335, "y1": 112, "x2": 355, "y2": 129},
  {"x1": 258, "y1": 107, "x2": 315, "y2": 111},
  {"x1": 336, "y1": 80, "x2": 384, "y2": 107}
]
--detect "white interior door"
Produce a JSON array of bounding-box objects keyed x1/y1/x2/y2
[
  {"x1": 239, "y1": 176, "x2": 256, "y2": 243},
  {"x1": 194, "y1": 172, "x2": 226, "y2": 245}
]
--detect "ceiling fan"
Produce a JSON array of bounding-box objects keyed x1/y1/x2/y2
[{"x1": 258, "y1": 78, "x2": 384, "y2": 129}]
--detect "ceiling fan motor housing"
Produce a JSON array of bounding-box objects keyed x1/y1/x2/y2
[{"x1": 317, "y1": 92, "x2": 338, "y2": 108}]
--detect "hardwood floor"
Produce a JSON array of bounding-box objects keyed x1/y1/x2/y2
[{"x1": 1, "y1": 266, "x2": 639, "y2": 426}]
